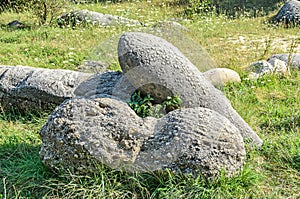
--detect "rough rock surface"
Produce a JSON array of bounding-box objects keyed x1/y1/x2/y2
[
  {"x1": 58, "y1": 10, "x2": 141, "y2": 27},
  {"x1": 203, "y1": 68, "x2": 241, "y2": 87},
  {"x1": 74, "y1": 71, "x2": 136, "y2": 100},
  {"x1": 40, "y1": 97, "x2": 155, "y2": 173},
  {"x1": 136, "y1": 107, "x2": 246, "y2": 177},
  {"x1": 118, "y1": 32, "x2": 262, "y2": 147},
  {"x1": 40, "y1": 97, "x2": 246, "y2": 177},
  {"x1": 268, "y1": 54, "x2": 300, "y2": 70},
  {"x1": 0, "y1": 65, "x2": 90, "y2": 113},
  {"x1": 274, "y1": 0, "x2": 300, "y2": 26}
]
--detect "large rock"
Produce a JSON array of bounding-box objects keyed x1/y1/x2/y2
[
  {"x1": 203, "y1": 68, "x2": 241, "y2": 87},
  {"x1": 40, "y1": 97, "x2": 155, "y2": 173},
  {"x1": 117, "y1": 32, "x2": 262, "y2": 147},
  {"x1": 268, "y1": 54, "x2": 300, "y2": 70},
  {"x1": 58, "y1": 10, "x2": 141, "y2": 27},
  {"x1": 274, "y1": 0, "x2": 300, "y2": 26},
  {"x1": 40, "y1": 97, "x2": 246, "y2": 177},
  {"x1": 0, "y1": 65, "x2": 90, "y2": 113}
]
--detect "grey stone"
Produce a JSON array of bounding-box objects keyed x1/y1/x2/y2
[
  {"x1": 203, "y1": 68, "x2": 241, "y2": 87},
  {"x1": 58, "y1": 10, "x2": 141, "y2": 27},
  {"x1": 247, "y1": 59, "x2": 290, "y2": 79},
  {"x1": 40, "y1": 97, "x2": 245, "y2": 177},
  {"x1": 7, "y1": 20, "x2": 25, "y2": 28},
  {"x1": 117, "y1": 32, "x2": 262, "y2": 147},
  {"x1": 274, "y1": 0, "x2": 300, "y2": 26},
  {"x1": 74, "y1": 71, "x2": 136, "y2": 100},
  {"x1": 0, "y1": 65, "x2": 90, "y2": 113},
  {"x1": 247, "y1": 60, "x2": 274, "y2": 79},
  {"x1": 267, "y1": 58, "x2": 290, "y2": 76},
  {"x1": 268, "y1": 54, "x2": 300, "y2": 70}
]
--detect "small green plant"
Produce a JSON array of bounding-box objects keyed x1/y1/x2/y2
[
  {"x1": 128, "y1": 91, "x2": 154, "y2": 118},
  {"x1": 161, "y1": 95, "x2": 182, "y2": 113},
  {"x1": 128, "y1": 91, "x2": 182, "y2": 118}
]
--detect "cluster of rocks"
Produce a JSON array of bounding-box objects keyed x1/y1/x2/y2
[
  {"x1": 246, "y1": 53, "x2": 300, "y2": 79},
  {"x1": 0, "y1": 16, "x2": 264, "y2": 177},
  {"x1": 269, "y1": 54, "x2": 300, "y2": 70},
  {"x1": 37, "y1": 32, "x2": 263, "y2": 178}
]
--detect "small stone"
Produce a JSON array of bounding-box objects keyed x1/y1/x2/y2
[
  {"x1": 247, "y1": 60, "x2": 274, "y2": 79},
  {"x1": 203, "y1": 68, "x2": 241, "y2": 87}
]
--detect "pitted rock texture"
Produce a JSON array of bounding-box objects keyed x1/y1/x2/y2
[
  {"x1": 0, "y1": 65, "x2": 90, "y2": 113},
  {"x1": 203, "y1": 68, "x2": 241, "y2": 87},
  {"x1": 74, "y1": 71, "x2": 123, "y2": 97},
  {"x1": 274, "y1": 0, "x2": 300, "y2": 26},
  {"x1": 268, "y1": 54, "x2": 300, "y2": 70},
  {"x1": 74, "y1": 71, "x2": 136, "y2": 101},
  {"x1": 40, "y1": 97, "x2": 246, "y2": 177},
  {"x1": 118, "y1": 32, "x2": 262, "y2": 147},
  {"x1": 58, "y1": 10, "x2": 141, "y2": 27},
  {"x1": 136, "y1": 107, "x2": 246, "y2": 177},
  {"x1": 40, "y1": 97, "x2": 156, "y2": 173}
]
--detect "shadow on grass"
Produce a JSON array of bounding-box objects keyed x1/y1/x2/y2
[
  {"x1": 291, "y1": 154, "x2": 300, "y2": 172},
  {"x1": 0, "y1": 143, "x2": 56, "y2": 198},
  {"x1": 260, "y1": 113, "x2": 300, "y2": 132}
]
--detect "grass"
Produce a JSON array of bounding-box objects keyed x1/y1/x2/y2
[{"x1": 0, "y1": 0, "x2": 299, "y2": 198}]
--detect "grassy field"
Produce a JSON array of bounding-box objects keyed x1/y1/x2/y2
[{"x1": 0, "y1": 0, "x2": 299, "y2": 198}]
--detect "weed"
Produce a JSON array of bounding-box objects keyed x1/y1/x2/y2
[
  {"x1": 128, "y1": 91, "x2": 182, "y2": 118},
  {"x1": 128, "y1": 91, "x2": 154, "y2": 118}
]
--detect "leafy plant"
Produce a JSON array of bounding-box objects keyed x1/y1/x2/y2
[
  {"x1": 161, "y1": 95, "x2": 182, "y2": 113},
  {"x1": 128, "y1": 91, "x2": 154, "y2": 118},
  {"x1": 128, "y1": 91, "x2": 182, "y2": 118}
]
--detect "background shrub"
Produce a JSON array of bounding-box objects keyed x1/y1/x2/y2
[
  {"x1": 30, "y1": 0, "x2": 69, "y2": 25},
  {"x1": 0, "y1": 0, "x2": 32, "y2": 13},
  {"x1": 178, "y1": 0, "x2": 284, "y2": 18}
]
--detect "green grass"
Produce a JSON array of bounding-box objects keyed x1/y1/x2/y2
[{"x1": 0, "y1": 0, "x2": 299, "y2": 198}]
